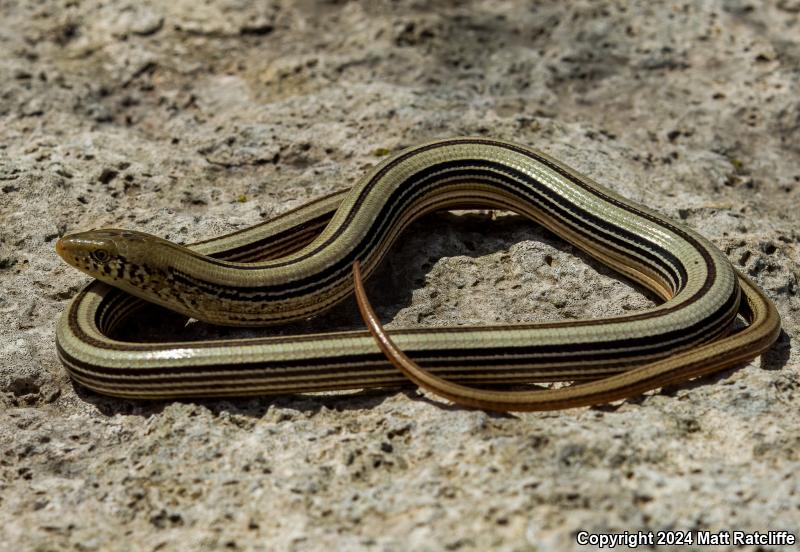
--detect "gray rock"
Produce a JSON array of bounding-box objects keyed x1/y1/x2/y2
[{"x1": 1, "y1": 0, "x2": 798, "y2": 550}]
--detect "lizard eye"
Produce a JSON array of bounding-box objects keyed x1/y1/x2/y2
[{"x1": 91, "y1": 249, "x2": 110, "y2": 263}]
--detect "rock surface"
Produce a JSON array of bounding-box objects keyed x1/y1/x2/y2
[{"x1": 1, "y1": 1, "x2": 798, "y2": 550}]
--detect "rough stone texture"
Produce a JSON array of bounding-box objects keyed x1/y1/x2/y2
[{"x1": 1, "y1": 1, "x2": 799, "y2": 550}]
